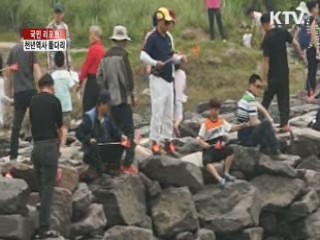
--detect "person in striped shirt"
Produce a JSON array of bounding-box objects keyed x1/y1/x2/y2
[
  {"x1": 198, "y1": 98, "x2": 249, "y2": 188},
  {"x1": 237, "y1": 74, "x2": 285, "y2": 159}
]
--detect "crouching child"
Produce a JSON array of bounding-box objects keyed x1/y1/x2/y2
[
  {"x1": 197, "y1": 98, "x2": 249, "y2": 188},
  {"x1": 76, "y1": 90, "x2": 128, "y2": 180}
]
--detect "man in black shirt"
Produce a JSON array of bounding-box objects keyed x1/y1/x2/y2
[
  {"x1": 261, "y1": 13, "x2": 305, "y2": 132},
  {"x1": 30, "y1": 74, "x2": 62, "y2": 239}
]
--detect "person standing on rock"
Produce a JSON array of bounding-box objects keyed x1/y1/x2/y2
[
  {"x1": 97, "y1": 25, "x2": 137, "y2": 174},
  {"x1": 237, "y1": 74, "x2": 286, "y2": 159},
  {"x1": 78, "y1": 25, "x2": 106, "y2": 112},
  {"x1": 261, "y1": 13, "x2": 306, "y2": 133},
  {"x1": 76, "y1": 90, "x2": 128, "y2": 179},
  {"x1": 47, "y1": 3, "x2": 72, "y2": 72},
  {"x1": 51, "y1": 51, "x2": 79, "y2": 147},
  {"x1": 140, "y1": 7, "x2": 186, "y2": 156},
  {"x1": 30, "y1": 74, "x2": 62, "y2": 239},
  {"x1": 6, "y1": 26, "x2": 42, "y2": 161},
  {"x1": 198, "y1": 98, "x2": 249, "y2": 188},
  {"x1": 205, "y1": 0, "x2": 227, "y2": 42}
]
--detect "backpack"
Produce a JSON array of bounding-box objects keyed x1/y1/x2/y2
[{"x1": 299, "y1": 17, "x2": 312, "y2": 50}]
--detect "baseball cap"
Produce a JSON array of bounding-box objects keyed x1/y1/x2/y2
[
  {"x1": 54, "y1": 3, "x2": 65, "y2": 13},
  {"x1": 97, "y1": 90, "x2": 112, "y2": 105},
  {"x1": 156, "y1": 7, "x2": 174, "y2": 22}
]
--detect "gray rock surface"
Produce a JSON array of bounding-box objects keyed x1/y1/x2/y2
[
  {"x1": 140, "y1": 156, "x2": 204, "y2": 193},
  {"x1": 70, "y1": 204, "x2": 107, "y2": 239},
  {"x1": 151, "y1": 187, "x2": 198, "y2": 239},
  {"x1": 91, "y1": 174, "x2": 150, "y2": 229},
  {"x1": 198, "y1": 229, "x2": 216, "y2": 240},
  {"x1": 103, "y1": 226, "x2": 156, "y2": 240},
  {"x1": 194, "y1": 181, "x2": 261, "y2": 235},
  {"x1": 0, "y1": 178, "x2": 30, "y2": 215},
  {"x1": 251, "y1": 175, "x2": 306, "y2": 211},
  {"x1": 72, "y1": 183, "x2": 92, "y2": 221},
  {"x1": 51, "y1": 187, "x2": 73, "y2": 237},
  {"x1": 0, "y1": 214, "x2": 34, "y2": 240}
]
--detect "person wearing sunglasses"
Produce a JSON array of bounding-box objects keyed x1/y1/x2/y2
[
  {"x1": 140, "y1": 7, "x2": 186, "y2": 156},
  {"x1": 237, "y1": 74, "x2": 286, "y2": 159}
]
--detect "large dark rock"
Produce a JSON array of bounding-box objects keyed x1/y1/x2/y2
[
  {"x1": 72, "y1": 183, "x2": 92, "y2": 221},
  {"x1": 58, "y1": 165, "x2": 79, "y2": 192},
  {"x1": 0, "y1": 214, "x2": 35, "y2": 240},
  {"x1": 287, "y1": 189, "x2": 319, "y2": 221},
  {"x1": 151, "y1": 187, "x2": 198, "y2": 239},
  {"x1": 180, "y1": 119, "x2": 202, "y2": 138},
  {"x1": 103, "y1": 226, "x2": 156, "y2": 240},
  {"x1": 175, "y1": 138, "x2": 202, "y2": 155},
  {"x1": 70, "y1": 204, "x2": 107, "y2": 239},
  {"x1": 51, "y1": 187, "x2": 73, "y2": 237},
  {"x1": 293, "y1": 209, "x2": 320, "y2": 240},
  {"x1": 9, "y1": 163, "x2": 38, "y2": 192},
  {"x1": 139, "y1": 173, "x2": 161, "y2": 199},
  {"x1": 289, "y1": 127, "x2": 320, "y2": 158},
  {"x1": 91, "y1": 174, "x2": 150, "y2": 229},
  {"x1": 297, "y1": 155, "x2": 320, "y2": 172},
  {"x1": 193, "y1": 181, "x2": 261, "y2": 236},
  {"x1": 0, "y1": 178, "x2": 30, "y2": 215},
  {"x1": 257, "y1": 155, "x2": 297, "y2": 178},
  {"x1": 231, "y1": 146, "x2": 260, "y2": 178},
  {"x1": 259, "y1": 212, "x2": 277, "y2": 235},
  {"x1": 303, "y1": 170, "x2": 320, "y2": 199},
  {"x1": 251, "y1": 175, "x2": 306, "y2": 211},
  {"x1": 198, "y1": 229, "x2": 216, "y2": 240},
  {"x1": 140, "y1": 156, "x2": 204, "y2": 193}
]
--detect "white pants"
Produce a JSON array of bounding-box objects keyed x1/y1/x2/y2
[
  {"x1": 175, "y1": 101, "x2": 184, "y2": 123},
  {"x1": 149, "y1": 75, "x2": 174, "y2": 142}
]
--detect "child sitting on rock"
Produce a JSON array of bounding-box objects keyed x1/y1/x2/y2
[{"x1": 197, "y1": 98, "x2": 249, "y2": 188}]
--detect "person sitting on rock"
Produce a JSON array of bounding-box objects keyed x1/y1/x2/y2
[
  {"x1": 197, "y1": 98, "x2": 249, "y2": 188},
  {"x1": 76, "y1": 90, "x2": 128, "y2": 179},
  {"x1": 237, "y1": 74, "x2": 286, "y2": 159}
]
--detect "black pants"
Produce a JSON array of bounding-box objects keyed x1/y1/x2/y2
[
  {"x1": 31, "y1": 139, "x2": 58, "y2": 235},
  {"x1": 307, "y1": 47, "x2": 318, "y2": 95},
  {"x1": 111, "y1": 104, "x2": 135, "y2": 167},
  {"x1": 262, "y1": 78, "x2": 289, "y2": 127},
  {"x1": 10, "y1": 90, "x2": 36, "y2": 159},
  {"x1": 208, "y1": 8, "x2": 225, "y2": 40},
  {"x1": 248, "y1": 120, "x2": 279, "y2": 154},
  {"x1": 83, "y1": 75, "x2": 99, "y2": 113}
]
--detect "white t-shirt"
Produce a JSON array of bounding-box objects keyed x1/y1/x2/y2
[
  {"x1": 174, "y1": 69, "x2": 187, "y2": 102},
  {"x1": 51, "y1": 70, "x2": 79, "y2": 112},
  {"x1": 243, "y1": 33, "x2": 253, "y2": 48},
  {"x1": 253, "y1": 11, "x2": 262, "y2": 27},
  {"x1": 0, "y1": 77, "x2": 13, "y2": 126}
]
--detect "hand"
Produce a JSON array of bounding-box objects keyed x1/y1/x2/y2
[
  {"x1": 131, "y1": 95, "x2": 137, "y2": 107},
  {"x1": 90, "y1": 138, "x2": 97, "y2": 144},
  {"x1": 204, "y1": 143, "x2": 211, "y2": 149},
  {"x1": 181, "y1": 54, "x2": 188, "y2": 63},
  {"x1": 156, "y1": 61, "x2": 165, "y2": 68},
  {"x1": 76, "y1": 84, "x2": 83, "y2": 93}
]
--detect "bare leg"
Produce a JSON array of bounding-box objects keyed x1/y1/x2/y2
[
  {"x1": 174, "y1": 119, "x2": 182, "y2": 137},
  {"x1": 206, "y1": 164, "x2": 223, "y2": 182},
  {"x1": 224, "y1": 154, "x2": 234, "y2": 176}
]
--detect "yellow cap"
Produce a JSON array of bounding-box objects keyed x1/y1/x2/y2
[{"x1": 156, "y1": 7, "x2": 174, "y2": 22}]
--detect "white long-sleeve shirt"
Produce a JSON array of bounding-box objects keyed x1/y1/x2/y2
[{"x1": 0, "y1": 77, "x2": 13, "y2": 126}]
